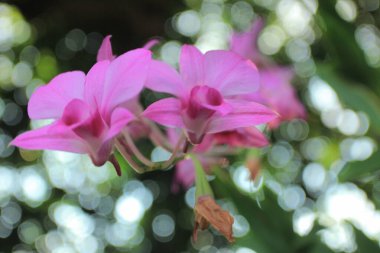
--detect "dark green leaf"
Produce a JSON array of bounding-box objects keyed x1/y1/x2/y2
[
  {"x1": 339, "y1": 149, "x2": 380, "y2": 181},
  {"x1": 317, "y1": 64, "x2": 380, "y2": 135}
]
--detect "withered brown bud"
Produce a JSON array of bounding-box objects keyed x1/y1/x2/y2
[
  {"x1": 245, "y1": 157, "x2": 261, "y2": 180},
  {"x1": 193, "y1": 195, "x2": 235, "y2": 243}
]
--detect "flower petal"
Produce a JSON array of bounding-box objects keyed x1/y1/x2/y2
[
  {"x1": 28, "y1": 71, "x2": 85, "y2": 119},
  {"x1": 106, "y1": 108, "x2": 135, "y2": 140},
  {"x1": 230, "y1": 18, "x2": 264, "y2": 62},
  {"x1": 145, "y1": 60, "x2": 186, "y2": 97},
  {"x1": 143, "y1": 98, "x2": 184, "y2": 128},
  {"x1": 79, "y1": 108, "x2": 134, "y2": 166},
  {"x1": 207, "y1": 100, "x2": 277, "y2": 133},
  {"x1": 143, "y1": 39, "x2": 159, "y2": 49},
  {"x1": 259, "y1": 67, "x2": 306, "y2": 128},
  {"x1": 179, "y1": 45, "x2": 204, "y2": 88},
  {"x1": 61, "y1": 99, "x2": 91, "y2": 127},
  {"x1": 241, "y1": 127, "x2": 269, "y2": 147},
  {"x1": 84, "y1": 60, "x2": 110, "y2": 108},
  {"x1": 102, "y1": 49, "x2": 151, "y2": 113},
  {"x1": 97, "y1": 35, "x2": 114, "y2": 62},
  {"x1": 10, "y1": 123, "x2": 87, "y2": 154},
  {"x1": 173, "y1": 159, "x2": 196, "y2": 191},
  {"x1": 204, "y1": 51, "x2": 259, "y2": 96},
  {"x1": 213, "y1": 127, "x2": 269, "y2": 148}
]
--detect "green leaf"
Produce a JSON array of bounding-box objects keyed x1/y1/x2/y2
[
  {"x1": 317, "y1": 1, "x2": 380, "y2": 90},
  {"x1": 114, "y1": 150, "x2": 131, "y2": 176},
  {"x1": 355, "y1": 227, "x2": 380, "y2": 252},
  {"x1": 212, "y1": 169, "x2": 294, "y2": 253},
  {"x1": 339, "y1": 149, "x2": 380, "y2": 181}
]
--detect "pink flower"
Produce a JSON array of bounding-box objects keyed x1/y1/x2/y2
[
  {"x1": 230, "y1": 19, "x2": 307, "y2": 127},
  {"x1": 143, "y1": 45, "x2": 277, "y2": 144},
  {"x1": 239, "y1": 67, "x2": 306, "y2": 128},
  {"x1": 257, "y1": 67, "x2": 306, "y2": 128},
  {"x1": 11, "y1": 47, "x2": 151, "y2": 166}
]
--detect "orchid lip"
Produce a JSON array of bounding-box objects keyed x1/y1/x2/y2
[{"x1": 186, "y1": 85, "x2": 225, "y2": 118}]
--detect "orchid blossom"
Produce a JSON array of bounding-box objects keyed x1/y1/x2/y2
[
  {"x1": 143, "y1": 45, "x2": 277, "y2": 144},
  {"x1": 249, "y1": 67, "x2": 306, "y2": 128},
  {"x1": 230, "y1": 19, "x2": 306, "y2": 127},
  {"x1": 11, "y1": 44, "x2": 151, "y2": 167}
]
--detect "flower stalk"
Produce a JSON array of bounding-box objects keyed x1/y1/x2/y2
[{"x1": 114, "y1": 130, "x2": 187, "y2": 175}]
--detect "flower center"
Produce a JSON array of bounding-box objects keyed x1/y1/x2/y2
[{"x1": 187, "y1": 85, "x2": 223, "y2": 118}]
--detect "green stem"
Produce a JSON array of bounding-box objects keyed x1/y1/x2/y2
[
  {"x1": 116, "y1": 132, "x2": 187, "y2": 174},
  {"x1": 190, "y1": 154, "x2": 214, "y2": 199}
]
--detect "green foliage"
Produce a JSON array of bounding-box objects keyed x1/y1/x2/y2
[
  {"x1": 316, "y1": 64, "x2": 380, "y2": 135},
  {"x1": 339, "y1": 149, "x2": 380, "y2": 181}
]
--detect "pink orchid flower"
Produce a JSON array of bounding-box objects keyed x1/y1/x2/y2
[
  {"x1": 143, "y1": 45, "x2": 277, "y2": 144},
  {"x1": 230, "y1": 19, "x2": 307, "y2": 128},
  {"x1": 257, "y1": 67, "x2": 306, "y2": 128},
  {"x1": 11, "y1": 46, "x2": 151, "y2": 166}
]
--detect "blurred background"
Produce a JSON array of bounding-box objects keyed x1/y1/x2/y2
[{"x1": 1, "y1": 0, "x2": 380, "y2": 252}]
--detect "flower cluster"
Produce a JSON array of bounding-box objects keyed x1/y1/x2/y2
[{"x1": 11, "y1": 19, "x2": 305, "y2": 242}]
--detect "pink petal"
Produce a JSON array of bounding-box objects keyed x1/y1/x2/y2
[
  {"x1": 91, "y1": 141, "x2": 113, "y2": 166},
  {"x1": 143, "y1": 98, "x2": 184, "y2": 128},
  {"x1": 84, "y1": 60, "x2": 110, "y2": 108},
  {"x1": 145, "y1": 60, "x2": 186, "y2": 97},
  {"x1": 28, "y1": 71, "x2": 85, "y2": 119},
  {"x1": 193, "y1": 135, "x2": 214, "y2": 152},
  {"x1": 242, "y1": 127, "x2": 269, "y2": 147},
  {"x1": 206, "y1": 99, "x2": 277, "y2": 133},
  {"x1": 88, "y1": 108, "x2": 135, "y2": 166},
  {"x1": 102, "y1": 49, "x2": 151, "y2": 113},
  {"x1": 106, "y1": 108, "x2": 135, "y2": 139},
  {"x1": 213, "y1": 127, "x2": 269, "y2": 148},
  {"x1": 97, "y1": 35, "x2": 114, "y2": 62},
  {"x1": 188, "y1": 85, "x2": 232, "y2": 116},
  {"x1": 230, "y1": 18, "x2": 264, "y2": 62},
  {"x1": 61, "y1": 99, "x2": 91, "y2": 127},
  {"x1": 258, "y1": 67, "x2": 306, "y2": 127},
  {"x1": 11, "y1": 123, "x2": 87, "y2": 154},
  {"x1": 172, "y1": 159, "x2": 196, "y2": 192},
  {"x1": 204, "y1": 51, "x2": 259, "y2": 96},
  {"x1": 143, "y1": 39, "x2": 160, "y2": 49},
  {"x1": 179, "y1": 45, "x2": 204, "y2": 88}
]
